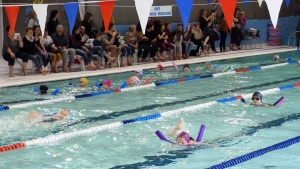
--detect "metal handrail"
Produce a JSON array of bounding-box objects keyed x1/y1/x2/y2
[{"x1": 288, "y1": 31, "x2": 300, "y2": 48}]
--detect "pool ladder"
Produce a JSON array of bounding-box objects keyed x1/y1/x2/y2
[{"x1": 287, "y1": 31, "x2": 300, "y2": 48}]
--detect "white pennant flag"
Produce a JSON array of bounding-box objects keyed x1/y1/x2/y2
[
  {"x1": 265, "y1": 0, "x2": 283, "y2": 28},
  {"x1": 258, "y1": 0, "x2": 264, "y2": 7},
  {"x1": 135, "y1": 0, "x2": 154, "y2": 34},
  {"x1": 33, "y1": 4, "x2": 48, "y2": 36},
  {"x1": 78, "y1": 0, "x2": 85, "y2": 20}
]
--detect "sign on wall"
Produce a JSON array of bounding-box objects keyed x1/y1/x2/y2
[{"x1": 149, "y1": 6, "x2": 172, "y2": 17}]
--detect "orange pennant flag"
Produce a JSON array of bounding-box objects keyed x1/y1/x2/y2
[
  {"x1": 5, "y1": 6, "x2": 20, "y2": 35},
  {"x1": 99, "y1": 1, "x2": 115, "y2": 32},
  {"x1": 219, "y1": 0, "x2": 237, "y2": 30}
]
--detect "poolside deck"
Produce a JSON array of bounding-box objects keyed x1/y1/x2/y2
[{"x1": 0, "y1": 44, "x2": 295, "y2": 88}]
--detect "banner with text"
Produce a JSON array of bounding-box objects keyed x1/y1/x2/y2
[{"x1": 149, "y1": 6, "x2": 172, "y2": 17}]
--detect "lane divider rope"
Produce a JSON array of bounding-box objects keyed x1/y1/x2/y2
[
  {"x1": 207, "y1": 135, "x2": 300, "y2": 169},
  {"x1": 0, "y1": 81, "x2": 298, "y2": 153},
  {"x1": 0, "y1": 62, "x2": 289, "y2": 111}
]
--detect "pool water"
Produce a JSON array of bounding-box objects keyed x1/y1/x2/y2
[{"x1": 0, "y1": 51, "x2": 300, "y2": 168}]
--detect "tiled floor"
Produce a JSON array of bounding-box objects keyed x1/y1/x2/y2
[{"x1": 0, "y1": 45, "x2": 295, "y2": 88}]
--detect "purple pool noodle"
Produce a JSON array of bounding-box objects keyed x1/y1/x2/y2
[
  {"x1": 155, "y1": 130, "x2": 175, "y2": 144},
  {"x1": 273, "y1": 97, "x2": 285, "y2": 106},
  {"x1": 196, "y1": 125, "x2": 206, "y2": 142}
]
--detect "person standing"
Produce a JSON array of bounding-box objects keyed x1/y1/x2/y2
[
  {"x1": 219, "y1": 13, "x2": 229, "y2": 52},
  {"x1": 296, "y1": 19, "x2": 300, "y2": 51},
  {"x1": 47, "y1": 10, "x2": 60, "y2": 36}
]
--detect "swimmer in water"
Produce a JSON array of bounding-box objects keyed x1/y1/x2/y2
[
  {"x1": 273, "y1": 55, "x2": 284, "y2": 63},
  {"x1": 168, "y1": 120, "x2": 199, "y2": 146},
  {"x1": 79, "y1": 78, "x2": 89, "y2": 87},
  {"x1": 205, "y1": 61, "x2": 211, "y2": 69},
  {"x1": 27, "y1": 109, "x2": 69, "y2": 123},
  {"x1": 242, "y1": 92, "x2": 273, "y2": 107},
  {"x1": 128, "y1": 76, "x2": 140, "y2": 86},
  {"x1": 135, "y1": 69, "x2": 144, "y2": 79},
  {"x1": 212, "y1": 64, "x2": 220, "y2": 72},
  {"x1": 156, "y1": 65, "x2": 163, "y2": 72},
  {"x1": 101, "y1": 79, "x2": 112, "y2": 90},
  {"x1": 183, "y1": 64, "x2": 190, "y2": 72},
  {"x1": 38, "y1": 85, "x2": 48, "y2": 95}
]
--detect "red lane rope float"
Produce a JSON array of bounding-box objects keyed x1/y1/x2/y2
[
  {"x1": 235, "y1": 95, "x2": 243, "y2": 100},
  {"x1": 178, "y1": 78, "x2": 184, "y2": 83},
  {"x1": 0, "y1": 142, "x2": 26, "y2": 153},
  {"x1": 235, "y1": 68, "x2": 250, "y2": 73},
  {"x1": 293, "y1": 82, "x2": 300, "y2": 87},
  {"x1": 113, "y1": 88, "x2": 121, "y2": 93}
]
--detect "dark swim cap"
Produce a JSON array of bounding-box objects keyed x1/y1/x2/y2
[
  {"x1": 39, "y1": 85, "x2": 48, "y2": 94},
  {"x1": 253, "y1": 92, "x2": 262, "y2": 101}
]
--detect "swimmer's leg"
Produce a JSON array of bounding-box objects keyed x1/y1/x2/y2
[
  {"x1": 168, "y1": 119, "x2": 184, "y2": 137},
  {"x1": 27, "y1": 111, "x2": 39, "y2": 122}
]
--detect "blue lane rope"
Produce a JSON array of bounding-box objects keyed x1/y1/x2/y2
[
  {"x1": 208, "y1": 135, "x2": 300, "y2": 169},
  {"x1": 0, "y1": 62, "x2": 295, "y2": 112}
]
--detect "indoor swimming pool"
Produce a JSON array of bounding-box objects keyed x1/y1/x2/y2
[{"x1": 0, "y1": 51, "x2": 299, "y2": 168}]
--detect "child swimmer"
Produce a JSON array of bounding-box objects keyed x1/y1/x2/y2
[{"x1": 27, "y1": 109, "x2": 69, "y2": 123}]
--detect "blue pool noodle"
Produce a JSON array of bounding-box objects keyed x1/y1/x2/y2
[
  {"x1": 155, "y1": 130, "x2": 175, "y2": 144},
  {"x1": 119, "y1": 82, "x2": 128, "y2": 89},
  {"x1": 33, "y1": 88, "x2": 39, "y2": 94},
  {"x1": 51, "y1": 88, "x2": 60, "y2": 96},
  {"x1": 273, "y1": 97, "x2": 285, "y2": 106},
  {"x1": 95, "y1": 83, "x2": 101, "y2": 88},
  {"x1": 196, "y1": 125, "x2": 206, "y2": 142}
]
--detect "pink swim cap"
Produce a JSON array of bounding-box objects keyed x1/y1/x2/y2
[
  {"x1": 103, "y1": 79, "x2": 112, "y2": 88},
  {"x1": 177, "y1": 132, "x2": 190, "y2": 143}
]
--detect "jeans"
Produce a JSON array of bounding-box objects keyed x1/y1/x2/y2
[
  {"x1": 185, "y1": 41, "x2": 194, "y2": 54},
  {"x1": 209, "y1": 30, "x2": 216, "y2": 51},
  {"x1": 59, "y1": 48, "x2": 75, "y2": 66},
  {"x1": 92, "y1": 46, "x2": 104, "y2": 58},
  {"x1": 219, "y1": 31, "x2": 228, "y2": 51},
  {"x1": 121, "y1": 46, "x2": 132, "y2": 57},
  {"x1": 75, "y1": 48, "x2": 89, "y2": 65},
  {"x1": 37, "y1": 52, "x2": 52, "y2": 67},
  {"x1": 138, "y1": 44, "x2": 150, "y2": 59},
  {"x1": 28, "y1": 54, "x2": 43, "y2": 69}
]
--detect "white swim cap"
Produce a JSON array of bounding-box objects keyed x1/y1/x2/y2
[{"x1": 273, "y1": 55, "x2": 279, "y2": 60}]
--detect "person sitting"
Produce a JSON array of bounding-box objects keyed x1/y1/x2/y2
[
  {"x1": 157, "y1": 23, "x2": 174, "y2": 61},
  {"x1": 22, "y1": 27, "x2": 48, "y2": 75},
  {"x1": 124, "y1": 25, "x2": 139, "y2": 66},
  {"x1": 92, "y1": 33, "x2": 116, "y2": 69},
  {"x1": 70, "y1": 25, "x2": 96, "y2": 70},
  {"x1": 183, "y1": 23, "x2": 194, "y2": 59},
  {"x1": 135, "y1": 22, "x2": 151, "y2": 62},
  {"x1": 101, "y1": 26, "x2": 120, "y2": 68},
  {"x1": 27, "y1": 109, "x2": 69, "y2": 123},
  {"x1": 51, "y1": 25, "x2": 75, "y2": 72},
  {"x1": 42, "y1": 28, "x2": 62, "y2": 73},
  {"x1": 33, "y1": 25, "x2": 52, "y2": 70},
  {"x1": 3, "y1": 26, "x2": 29, "y2": 77}
]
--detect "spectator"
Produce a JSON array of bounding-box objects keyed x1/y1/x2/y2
[
  {"x1": 209, "y1": 10, "x2": 218, "y2": 53},
  {"x1": 164, "y1": 23, "x2": 173, "y2": 43},
  {"x1": 42, "y1": 29, "x2": 62, "y2": 73},
  {"x1": 51, "y1": 25, "x2": 75, "y2": 72},
  {"x1": 92, "y1": 33, "x2": 116, "y2": 69},
  {"x1": 22, "y1": 27, "x2": 48, "y2": 75},
  {"x1": 199, "y1": 9, "x2": 216, "y2": 31},
  {"x1": 240, "y1": 12, "x2": 247, "y2": 32},
  {"x1": 135, "y1": 22, "x2": 151, "y2": 62},
  {"x1": 171, "y1": 24, "x2": 183, "y2": 38},
  {"x1": 124, "y1": 25, "x2": 139, "y2": 65},
  {"x1": 3, "y1": 26, "x2": 29, "y2": 77},
  {"x1": 157, "y1": 23, "x2": 174, "y2": 61},
  {"x1": 219, "y1": 13, "x2": 229, "y2": 52},
  {"x1": 183, "y1": 23, "x2": 194, "y2": 58},
  {"x1": 27, "y1": 10, "x2": 38, "y2": 28},
  {"x1": 230, "y1": 8, "x2": 242, "y2": 50},
  {"x1": 81, "y1": 12, "x2": 93, "y2": 38},
  {"x1": 173, "y1": 30, "x2": 183, "y2": 60},
  {"x1": 70, "y1": 25, "x2": 96, "y2": 70},
  {"x1": 47, "y1": 10, "x2": 60, "y2": 36},
  {"x1": 145, "y1": 23, "x2": 161, "y2": 61},
  {"x1": 101, "y1": 25, "x2": 120, "y2": 68},
  {"x1": 33, "y1": 25, "x2": 52, "y2": 69}
]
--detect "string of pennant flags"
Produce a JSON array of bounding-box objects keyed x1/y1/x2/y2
[{"x1": 5, "y1": 0, "x2": 290, "y2": 36}]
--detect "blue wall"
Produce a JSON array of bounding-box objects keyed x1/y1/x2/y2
[{"x1": 115, "y1": 16, "x2": 300, "y2": 48}]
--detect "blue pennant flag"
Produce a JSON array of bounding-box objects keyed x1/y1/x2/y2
[
  {"x1": 285, "y1": 0, "x2": 290, "y2": 7},
  {"x1": 176, "y1": 0, "x2": 193, "y2": 31},
  {"x1": 64, "y1": 2, "x2": 79, "y2": 34},
  {"x1": 245, "y1": 0, "x2": 249, "y2": 6},
  {"x1": 207, "y1": 0, "x2": 210, "y2": 3}
]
